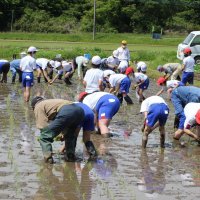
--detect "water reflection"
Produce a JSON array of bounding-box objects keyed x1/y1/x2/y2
[
  {"x1": 35, "y1": 161, "x2": 94, "y2": 200},
  {"x1": 137, "y1": 149, "x2": 166, "y2": 198}
]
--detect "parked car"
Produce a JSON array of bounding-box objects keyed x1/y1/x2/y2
[{"x1": 177, "y1": 31, "x2": 200, "y2": 64}]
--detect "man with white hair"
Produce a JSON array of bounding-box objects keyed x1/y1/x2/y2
[{"x1": 157, "y1": 63, "x2": 182, "y2": 80}]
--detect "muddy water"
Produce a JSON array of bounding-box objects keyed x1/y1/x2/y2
[{"x1": 0, "y1": 78, "x2": 200, "y2": 200}]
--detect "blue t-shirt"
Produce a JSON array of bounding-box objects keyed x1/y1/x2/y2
[
  {"x1": 10, "y1": 59, "x2": 21, "y2": 70},
  {"x1": 75, "y1": 102, "x2": 95, "y2": 131}
]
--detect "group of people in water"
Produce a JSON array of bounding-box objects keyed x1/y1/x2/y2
[{"x1": 0, "y1": 40, "x2": 200, "y2": 164}]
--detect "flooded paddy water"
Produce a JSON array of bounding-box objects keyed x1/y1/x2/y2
[{"x1": 0, "y1": 76, "x2": 200, "y2": 200}]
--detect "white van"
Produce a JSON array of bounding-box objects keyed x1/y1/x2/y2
[{"x1": 177, "y1": 31, "x2": 200, "y2": 64}]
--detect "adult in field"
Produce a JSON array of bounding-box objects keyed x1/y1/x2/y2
[
  {"x1": 140, "y1": 96, "x2": 169, "y2": 148},
  {"x1": 157, "y1": 63, "x2": 182, "y2": 80},
  {"x1": 31, "y1": 97, "x2": 95, "y2": 163},
  {"x1": 10, "y1": 52, "x2": 26, "y2": 83},
  {"x1": 115, "y1": 40, "x2": 131, "y2": 63},
  {"x1": 181, "y1": 47, "x2": 195, "y2": 85},
  {"x1": 171, "y1": 86, "x2": 200, "y2": 138},
  {"x1": 20, "y1": 46, "x2": 38, "y2": 102},
  {"x1": 0, "y1": 59, "x2": 10, "y2": 83},
  {"x1": 72, "y1": 55, "x2": 89, "y2": 80},
  {"x1": 79, "y1": 91, "x2": 120, "y2": 138},
  {"x1": 83, "y1": 56, "x2": 104, "y2": 93}
]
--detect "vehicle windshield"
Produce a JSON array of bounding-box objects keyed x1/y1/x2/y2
[{"x1": 182, "y1": 33, "x2": 195, "y2": 45}]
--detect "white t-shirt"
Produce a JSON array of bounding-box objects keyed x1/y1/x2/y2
[
  {"x1": 183, "y1": 56, "x2": 195, "y2": 72},
  {"x1": 140, "y1": 96, "x2": 167, "y2": 113},
  {"x1": 20, "y1": 55, "x2": 36, "y2": 72},
  {"x1": 36, "y1": 58, "x2": 49, "y2": 70},
  {"x1": 116, "y1": 47, "x2": 130, "y2": 62},
  {"x1": 83, "y1": 92, "x2": 110, "y2": 110},
  {"x1": 134, "y1": 72, "x2": 148, "y2": 83},
  {"x1": 166, "y1": 80, "x2": 180, "y2": 88},
  {"x1": 184, "y1": 102, "x2": 200, "y2": 129},
  {"x1": 109, "y1": 74, "x2": 126, "y2": 87},
  {"x1": 84, "y1": 68, "x2": 104, "y2": 93}
]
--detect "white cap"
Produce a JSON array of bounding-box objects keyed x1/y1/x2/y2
[
  {"x1": 137, "y1": 61, "x2": 147, "y2": 72},
  {"x1": 92, "y1": 55, "x2": 101, "y2": 65},
  {"x1": 27, "y1": 46, "x2": 38, "y2": 53},
  {"x1": 112, "y1": 50, "x2": 118, "y2": 58},
  {"x1": 118, "y1": 60, "x2": 128, "y2": 72},
  {"x1": 103, "y1": 70, "x2": 116, "y2": 77},
  {"x1": 49, "y1": 60, "x2": 55, "y2": 68},
  {"x1": 54, "y1": 61, "x2": 61, "y2": 69}
]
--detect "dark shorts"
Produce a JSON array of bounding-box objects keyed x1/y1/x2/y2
[{"x1": 0, "y1": 62, "x2": 10, "y2": 74}]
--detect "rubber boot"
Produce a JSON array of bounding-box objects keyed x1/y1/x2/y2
[
  {"x1": 65, "y1": 137, "x2": 77, "y2": 162},
  {"x1": 12, "y1": 76, "x2": 16, "y2": 84},
  {"x1": 19, "y1": 74, "x2": 22, "y2": 83},
  {"x1": 37, "y1": 77, "x2": 41, "y2": 83},
  {"x1": 85, "y1": 141, "x2": 97, "y2": 159},
  {"x1": 64, "y1": 77, "x2": 72, "y2": 85},
  {"x1": 117, "y1": 93, "x2": 123, "y2": 104},
  {"x1": 58, "y1": 74, "x2": 63, "y2": 80},
  {"x1": 124, "y1": 95, "x2": 133, "y2": 104},
  {"x1": 174, "y1": 115, "x2": 179, "y2": 130},
  {"x1": 39, "y1": 128, "x2": 54, "y2": 163}
]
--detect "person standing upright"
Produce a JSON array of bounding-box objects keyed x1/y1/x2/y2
[
  {"x1": 181, "y1": 48, "x2": 195, "y2": 85},
  {"x1": 116, "y1": 40, "x2": 131, "y2": 63},
  {"x1": 20, "y1": 46, "x2": 38, "y2": 102}
]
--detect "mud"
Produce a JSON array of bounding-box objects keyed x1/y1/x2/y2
[{"x1": 0, "y1": 77, "x2": 200, "y2": 200}]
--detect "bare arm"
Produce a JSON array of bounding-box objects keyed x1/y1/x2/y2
[
  {"x1": 156, "y1": 88, "x2": 164, "y2": 96},
  {"x1": 49, "y1": 73, "x2": 59, "y2": 84}
]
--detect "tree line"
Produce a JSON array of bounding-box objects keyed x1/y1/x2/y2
[{"x1": 0, "y1": 0, "x2": 200, "y2": 34}]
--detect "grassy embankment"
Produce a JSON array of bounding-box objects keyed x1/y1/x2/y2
[{"x1": 0, "y1": 32, "x2": 199, "y2": 84}]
